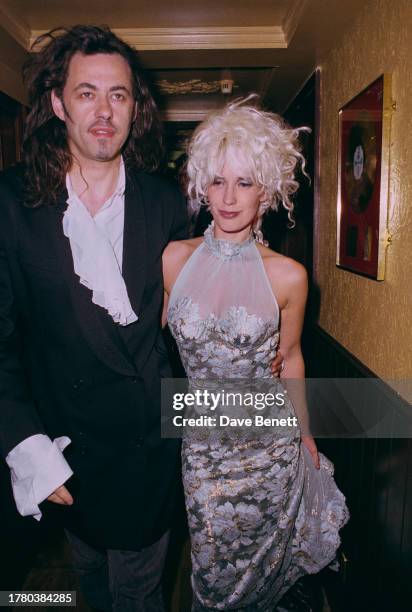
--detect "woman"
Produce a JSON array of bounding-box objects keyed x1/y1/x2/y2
[{"x1": 163, "y1": 100, "x2": 348, "y2": 611}]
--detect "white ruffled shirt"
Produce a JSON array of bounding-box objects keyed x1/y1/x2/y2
[
  {"x1": 63, "y1": 158, "x2": 137, "y2": 326},
  {"x1": 6, "y1": 159, "x2": 136, "y2": 520}
]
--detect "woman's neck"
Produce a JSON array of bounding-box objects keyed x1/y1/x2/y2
[{"x1": 213, "y1": 223, "x2": 253, "y2": 243}]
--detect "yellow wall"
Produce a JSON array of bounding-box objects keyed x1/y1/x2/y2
[{"x1": 316, "y1": 0, "x2": 412, "y2": 379}]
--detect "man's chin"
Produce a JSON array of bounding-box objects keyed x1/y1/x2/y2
[
  {"x1": 93, "y1": 140, "x2": 123, "y2": 162},
  {"x1": 95, "y1": 152, "x2": 115, "y2": 161},
  {"x1": 70, "y1": 140, "x2": 123, "y2": 164},
  {"x1": 93, "y1": 146, "x2": 122, "y2": 162}
]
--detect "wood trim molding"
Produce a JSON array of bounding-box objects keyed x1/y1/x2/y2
[
  {"x1": 0, "y1": 6, "x2": 30, "y2": 50},
  {"x1": 2, "y1": 4, "x2": 306, "y2": 52},
  {"x1": 282, "y1": 0, "x2": 308, "y2": 45},
  {"x1": 30, "y1": 26, "x2": 287, "y2": 51},
  {"x1": 160, "y1": 109, "x2": 208, "y2": 122}
]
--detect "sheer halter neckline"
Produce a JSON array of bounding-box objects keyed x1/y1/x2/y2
[{"x1": 203, "y1": 222, "x2": 255, "y2": 260}]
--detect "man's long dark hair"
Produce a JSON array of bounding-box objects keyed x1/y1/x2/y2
[{"x1": 23, "y1": 25, "x2": 164, "y2": 207}]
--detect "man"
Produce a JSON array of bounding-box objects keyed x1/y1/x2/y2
[
  {"x1": 0, "y1": 25, "x2": 283, "y2": 610},
  {"x1": 0, "y1": 25, "x2": 187, "y2": 611}
]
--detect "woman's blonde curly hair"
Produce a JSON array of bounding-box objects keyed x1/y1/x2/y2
[{"x1": 186, "y1": 96, "x2": 309, "y2": 243}]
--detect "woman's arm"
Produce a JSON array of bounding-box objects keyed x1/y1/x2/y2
[
  {"x1": 161, "y1": 291, "x2": 169, "y2": 329},
  {"x1": 276, "y1": 259, "x2": 307, "y2": 378},
  {"x1": 267, "y1": 256, "x2": 319, "y2": 468},
  {"x1": 161, "y1": 240, "x2": 194, "y2": 327},
  {"x1": 162, "y1": 242, "x2": 178, "y2": 328}
]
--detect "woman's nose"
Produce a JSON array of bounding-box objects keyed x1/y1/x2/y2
[{"x1": 223, "y1": 184, "x2": 236, "y2": 206}]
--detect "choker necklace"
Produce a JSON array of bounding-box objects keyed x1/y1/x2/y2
[{"x1": 203, "y1": 222, "x2": 254, "y2": 260}]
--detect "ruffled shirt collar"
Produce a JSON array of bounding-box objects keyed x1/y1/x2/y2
[{"x1": 62, "y1": 158, "x2": 138, "y2": 326}]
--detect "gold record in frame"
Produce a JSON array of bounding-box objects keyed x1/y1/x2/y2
[
  {"x1": 336, "y1": 74, "x2": 393, "y2": 280},
  {"x1": 344, "y1": 118, "x2": 377, "y2": 214}
]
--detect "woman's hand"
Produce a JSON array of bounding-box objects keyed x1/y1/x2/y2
[
  {"x1": 301, "y1": 435, "x2": 320, "y2": 469},
  {"x1": 270, "y1": 350, "x2": 284, "y2": 377}
]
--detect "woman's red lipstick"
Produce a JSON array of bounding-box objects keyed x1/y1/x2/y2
[{"x1": 219, "y1": 210, "x2": 240, "y2": 219}]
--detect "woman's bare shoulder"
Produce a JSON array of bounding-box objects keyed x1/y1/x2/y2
[
  {"x1": 164, "y1": 236, "x2": 203, "y2": 260},
  {"x1": 256, "y1": 243, "x2": 307, "y2": 286},
  {"x1": 163, "y1": 237, "x2": 204, "y2": 295},
  {"x1": 163, "y1": 238, "x2": 204, "y2": 291}
]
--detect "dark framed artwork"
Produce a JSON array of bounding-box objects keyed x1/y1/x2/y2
[{"x1": 336, "y1": 75, "x2": 393, "y2": 280}]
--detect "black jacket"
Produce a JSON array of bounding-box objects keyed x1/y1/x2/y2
[{"x1": 0, "y1": 165, "x2": 187, "y2": 550}]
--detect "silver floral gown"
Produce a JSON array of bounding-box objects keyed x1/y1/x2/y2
[{"x1": 167, "y1": 224, "x2": 349, "y2": 611}]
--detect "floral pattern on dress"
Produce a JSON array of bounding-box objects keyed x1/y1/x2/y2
[
  {"x1": 167, "y1": 228, "x2": 349, "y2": 611},
  {"x1": 168, "y1": 298, "x2": 279, "y2": 380}
]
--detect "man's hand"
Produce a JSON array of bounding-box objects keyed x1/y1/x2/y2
[
  {"x1": 302, "y1": 435, "x2": 320, "y2": 470},
  {"x1": 270, "y1": 350, "x2": 284, "y2": 377},
  {"x1": 47, "y1": 485, "x2": 74, "y2": 506}
]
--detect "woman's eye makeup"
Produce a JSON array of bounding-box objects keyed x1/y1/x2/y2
[{"x1": 211, "y1": 177, "x2": 253, "y2": 187}]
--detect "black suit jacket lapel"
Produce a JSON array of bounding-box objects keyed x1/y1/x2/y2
[
  {"x1": 121, "y1": 173, "x2": 147, "y2": 318},
  {"x1": 48, "y1": 191, "x2": 137, "y2": 377}
]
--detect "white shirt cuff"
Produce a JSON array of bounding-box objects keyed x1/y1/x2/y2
[{"x1": 6, "y1": 433, "x2": 73, "y2": 521}]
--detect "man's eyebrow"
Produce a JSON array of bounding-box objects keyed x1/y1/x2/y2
[
  {"x1": 73, "y1": 83, "x2": 131, "y2": 94},
  {"x1": 74, "y1": 82, "x2": 97, "y2": 91},
  {"x1": 109, "y1": 85, "x2": 131, "y2": 93}
]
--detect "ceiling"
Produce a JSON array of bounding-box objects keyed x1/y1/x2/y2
[
  {"x1": 0, "y1": 0, "x2": 364, "y2": 156},
  {"x1": 2, "y1": 1, "x2": 291, "y2": 29}
]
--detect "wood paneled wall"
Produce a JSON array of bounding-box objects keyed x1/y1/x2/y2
[{"x1": 306, "y1": 325, "x2": 412, "y2": 612}]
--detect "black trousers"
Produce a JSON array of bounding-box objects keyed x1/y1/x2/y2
[{"x1": 65, "y1": 530, "x2": 170, "y2": 612}]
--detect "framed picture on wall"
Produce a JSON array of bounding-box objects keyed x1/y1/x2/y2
[{"x1": 336, "y1": 74, "x2": 392, "y2": 280}]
